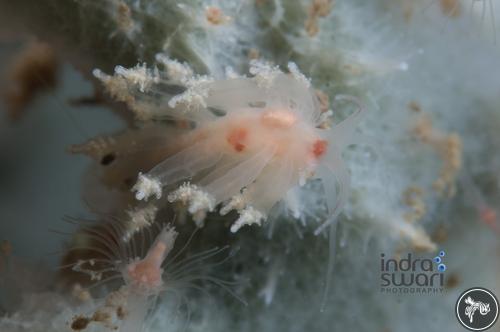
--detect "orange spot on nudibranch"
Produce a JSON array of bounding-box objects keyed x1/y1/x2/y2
[
  {"x1": 227, "y1": 127, "x2": 248, "y2": 152},
  {"x1": 312, "y1": 139, "x2": 328, "y2": 158}
]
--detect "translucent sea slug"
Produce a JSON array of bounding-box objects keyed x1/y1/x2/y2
[
  {"x1": 65, "y1": 219, "x2": 239, "y2": 331},
  {"x1": 88, "y1": 59, "x2": 365, "y2": 235}
]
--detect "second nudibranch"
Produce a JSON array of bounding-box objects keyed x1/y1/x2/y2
[{"x1": 124, "y1": 226, "x2": 177, "y2": 290}]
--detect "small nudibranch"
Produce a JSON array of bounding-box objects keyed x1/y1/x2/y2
[
  {"x1": 65, "y1": 219, "x2": 244, "y2": 332},
  {"x1": 97, "y1": 59, "x2": 365, "y2": 234}
]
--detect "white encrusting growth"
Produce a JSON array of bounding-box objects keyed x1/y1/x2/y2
[
  {"x1": 132, "y1": 173, "x2": 162, "y2": 201},
  {"x1": 155, "y1": 54, "x2": 194, "y2": 83},
  {"x1": 167, "y1": 182, "x2": 216, "y2": 225},
  {"x1": 220, "y1": 193, "x2": 246, "y2": 216},
  {"x1": 249, "y1": 59, "x2": 281, "y2": 88},
  {"x1": 123, "y1": 205, "x2": 158, "y2": 241},
  {"x1": 167, "y1": 75, "x2": 214, "y2": 111},
  {"x1": 93, "y1": 68, "x2": 133, "y2": 104},
  {"x1": 287, "y1": 61, "x2": 311, "y2": 88},
  {"x1": 231, "y1": 206, "x2": 266, "y2": 233},
  {"x1": 114, "y1": 63, "x2": 160, "y2": 92}
]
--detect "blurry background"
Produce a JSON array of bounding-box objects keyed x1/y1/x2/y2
[
  {"x1": 0, "y1": 1, "x2": 499, "y2": 331},
  {"x1": 0, "y1": 43, "x2": 124, "y2": 264}
]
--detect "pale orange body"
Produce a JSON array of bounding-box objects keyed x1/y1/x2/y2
[
  {"x1": 191, "y1": 108, "x2": 327, "y2": 171},
  {"x1": 126, "y1": 241, "x2": 166, "y2": 288}
]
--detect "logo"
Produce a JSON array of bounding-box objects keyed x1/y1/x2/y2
[
  {"x1": 456, "y1": 288, "x2": 498, "y2": 331},
  {"x1": 380, "y1": 250, "x2": 446, "y2": 294}
]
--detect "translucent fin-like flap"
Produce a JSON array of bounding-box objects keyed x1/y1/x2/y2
[
  {"x1": 203, "y1": 146, "x2": 277, "y2": 203},
  {"x1": 148, "y1": 140, "x2": 223, "y2": 185}
]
